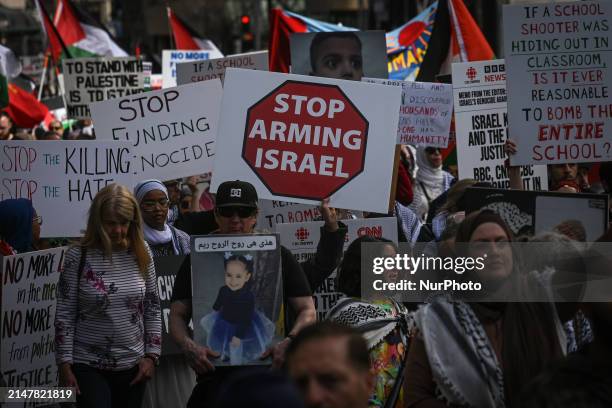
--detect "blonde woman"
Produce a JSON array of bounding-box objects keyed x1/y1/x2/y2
[{"x1": 55, "y1": 184, "x2": 161, "y2": 408}]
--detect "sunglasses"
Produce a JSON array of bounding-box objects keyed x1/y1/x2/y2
[
  {"x1": 425, "y1": 147, "x2": 441, "y2": 154},
  {"x1": 216, "y1": 207, "x2": 256, "y2": 218},
  {"x1": 180, "y1": 200, "x2": 191, "y2": 209}
]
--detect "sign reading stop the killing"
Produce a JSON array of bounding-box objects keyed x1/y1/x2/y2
[{"x1": 212, "y1": 68, "x2": 401, "y2": 214}]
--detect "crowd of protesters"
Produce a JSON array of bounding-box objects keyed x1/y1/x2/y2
[{"x1": 1, "y1": 27, "x2": 612, "y2": 408}]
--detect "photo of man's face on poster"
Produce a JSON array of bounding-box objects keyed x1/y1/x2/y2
[{"x1": 290, "y1": 31, "x2": 388, "y2": 81}]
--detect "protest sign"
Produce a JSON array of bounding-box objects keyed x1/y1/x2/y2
[
  {"x1": 256, "y1": 199, "x2": 321, "y2": 231},
  {"x1": 90, "y1": 80, "x2": 222, "y2": 182},
  {"x1": 191, "y1": 234, "x2": 282, "y2": 366},
  {"x1": 211, "y1": 68, "x2": 401, "y2": 214},
  {"x1": 0, "y1": 141, "x2": 133, "y2": 237},
  {"x1": 162, "y1": 49, "x2": 223, "y2": 88},
  {"x1": 176, "y1": 51, "x2": 269, "y2": 86},
  {"x1": 278, "y1": 217, "x2": 397, "y2": 319},
  {"x1": 464, "y1": 187, "x2": 608, "y2": 240},
  {"x1": 1, "y1": 247, "x2": 67, "y2": 388},
  {"x1": 363, "y1": 77, "x2": 453, "y2": 146},
  {"x1": 62, "y1": 57, "x2": 146, "y2": 119},
  {"x1": 452, "y1": 60, "x2": 548, "y2": 190},
  {"x1": 503, "y1": 1, "x2": 612, "y2": 165},
  {"x1": 290, "y1": 31, "x2": 388, "y2": 80},
  {"x1": 154, "y1": 255, "x2": 186, "y2": 355}
]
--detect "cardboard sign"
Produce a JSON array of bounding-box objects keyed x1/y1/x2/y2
[
  {"x1": 464, "y1": 187, "x2": 608, "y2": 240},
  {"x1": 278, "y1": 217, "x2": 398, "y2": 319},
  {"x1": 1, "y1": 247, "x2": 67, "y2": 388},
  {"x1": 363, "y1": 77, "x2": 453, "y2": 146},
  {"x1": 90, "y1": 80, "x2": 222, "y2": 182},
  {"x1": 162, "y1": 49, "x2": 223, "y2": 88},
  {"x1": 212, "y1": 68, "x2": 401, "y2": 214},
  {"x1": 256, "y1": 199, "x2": 321, "y2": 231},
  {"x1": 62, "y1": 57, "x2": 146, "y2": 119},
  {"x1": 176, "y1": 51, "x2": 269, "y2": 86},
  {"x1": 191, "y1": 234, "x2": 282, "y2": 366},
  {"x1": 503, "y1": 1, "x2": 612, "y2": 165},
  {"x1": 452, "y1": 59, "x2": 548, "y2": 190},
  {"x1": 0, "y1": 141, "x2": 134, "y2": 237},
  {"x1": 154, "y1": 255, "x2": 186, "y2": 356}
]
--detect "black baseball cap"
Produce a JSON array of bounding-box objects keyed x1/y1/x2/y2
[{"x1": 215, "y1": 180, "x2": 258, "y2": 208}]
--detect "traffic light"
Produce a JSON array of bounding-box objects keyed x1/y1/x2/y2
[{"x1": 241, "y1": 14, "x2": 254, "y2": 51}]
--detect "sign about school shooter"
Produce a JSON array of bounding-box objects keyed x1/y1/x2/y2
[
  {"x1": 362, "y1": 77, "x2": 453, "y2": 147},
  {"x1": 452, "y1": 59, "x2": 548, "y2": 190},
  {"x1": 503, "y1": 1, "x2": 612, "y2": 165},
  {"x1": 0, "y1": 141, "x2": 133, "y2": 237},
  {"x1": 162, "y1": 49, "x2": 224, "y2": 88},
  {"x1": 1, "y1": 247, "x2": 67, "y2": 388},
  {"x1": 154, "y1": 255, "x2": 186, "y2": 355},
  {"x1": 176, "y1": 51, "x2": 269, "y2": 86},
  {"x1": 62, "y1": 57, "x2": 145, "y2": 120},
  {"x1": 212, "y1": 68, "x2": 401, "y2": 214},
  {"x1": 90, "y1": 80, "x2": 222, "y2": 182},
  {"x1": 278, "y1": 218, "x2": 398, "y2": 319}
]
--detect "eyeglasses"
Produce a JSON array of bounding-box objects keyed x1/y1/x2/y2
[
  {"x1": 141, "y1": 198, "x2": 170, "y2": 211},
  {"x1": 216, "y1": 207, "x2": 256, "y2": 218},
  {"x1": 33, "y1": 215, "x2": 43, "y2": 226}
]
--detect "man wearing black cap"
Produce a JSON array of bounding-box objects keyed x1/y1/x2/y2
[{"x1": 170, "y1": 180, "x2": 319, "y2": 408}]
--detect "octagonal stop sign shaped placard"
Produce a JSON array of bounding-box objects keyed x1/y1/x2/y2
[{"x1": 242, "y1": 80, "x2": 369, "y2": 200}]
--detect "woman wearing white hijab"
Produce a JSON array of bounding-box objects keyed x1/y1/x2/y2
[
  {"x1": 408, "y1": 146, "x2": 454, "y2": 221},
  {"x1": 134, "y1": 180, "x2": 194, "y2": 408},
  {"x1": 134, "y1": 180, "x2": 190, "y2": 257}
]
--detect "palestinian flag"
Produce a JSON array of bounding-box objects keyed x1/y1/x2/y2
[
  {"x1": 167, "y1": 7, "x2": 223, "y2": 55},
  {"x1": 268, "y1": 8, "x2": 356, "y2": 73},
  {"x1": 0, "y1": 45, "x2": 21, "y2": 108},
  {"x1": 38, "y1": 0, "x2": 127, "y2": 61}
]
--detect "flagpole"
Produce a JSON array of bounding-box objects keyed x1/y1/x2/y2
[
  {"x1": 166, "y1": 2, "x2": 176, "y2": 49},
  {"x1": 37, "y1": 53, "x2": 50, "y2": 101}
]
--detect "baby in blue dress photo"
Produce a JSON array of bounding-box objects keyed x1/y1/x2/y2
[{"x1": 199, "y1": 252, "x2": 276, "y2": 365}]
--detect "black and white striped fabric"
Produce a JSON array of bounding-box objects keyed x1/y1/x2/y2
[{"x1": 55, "y1": 245, "x2": 162, "y2": 370}]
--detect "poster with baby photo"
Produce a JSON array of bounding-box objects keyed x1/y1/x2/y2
[
  {"x1": 290, "y1": 31, "x2": 388, "y2": 80},
  {"x1": 191, "y1": 234, "x2": 283, "y2": 366}
]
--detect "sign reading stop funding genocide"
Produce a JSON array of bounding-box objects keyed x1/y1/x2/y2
[
  {"x1": 278, "y1": 217, "x2": 397, "y2": 319},
  {"x1": 1, "y1": 247, "x2": 67, "y2": 388},
  {"x1": 90, "y1": 80, "x2": 222, "y2": 182},
  {"x1": 162, "y1": 49, "x2": 224, "y2": 88},
  {"x1": 503, "y1": 1, "x2": 612, "y2": 165},
  {"x1": 62, "y1": 57, "x2": 146, "y2": 119},
  {"x1": 452, "y1": 59, "x2": 548, "y2": 190},
  {"x1": 0, "y1": 141, "x2": 133, "y2": 237},
  {"x1": 362, "y1": 77, "x2": 453, "y2": 147},
  {"x1": 212, "y1": 68, "x2": 401, "y2": 214},
  {"x1": 176, "y1": 51, "x2": 269, "y2": 86}
]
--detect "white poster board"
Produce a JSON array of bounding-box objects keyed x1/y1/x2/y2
[
  {"x1": 162, "y1": 49, "x2": 224, "y2": 88},
  {"x1": 503, "y1": 1, "x2": 612, "y2": 165},
  {"x1": 90, "y1": 80, "x2": 222, "y2": 182},
  {"x1": 452, "y1": 59, "x2": 548, "y2": 190},
  {"x1": 62, "y1": 57, "x2": 146, "y2": 119},
  {"x1": 256, "y1": 199, "x2": 322, "y2": 231},
  {"x1": 176, "y1": 51, "x2": 269, "y2": 86},
  {"x1": 278, "y1": 217, "x2": 398, "y2": 319},
  {"x1": 0, "y1": 141, "x2": 133, "y2": 237},
  {"x1": 212, "y1": 68, "x2": 401, "y2": 214},
  {"x1": 1, "y1": 247, "x2": 67, "y2": 388},
  {"x1": 363, "y1": 77, "x2": 453, "y2": 146}
]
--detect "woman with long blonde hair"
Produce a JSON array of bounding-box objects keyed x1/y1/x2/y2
[{"x1": 55, "y1": 183, "x2": 161, "y2": 408}]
